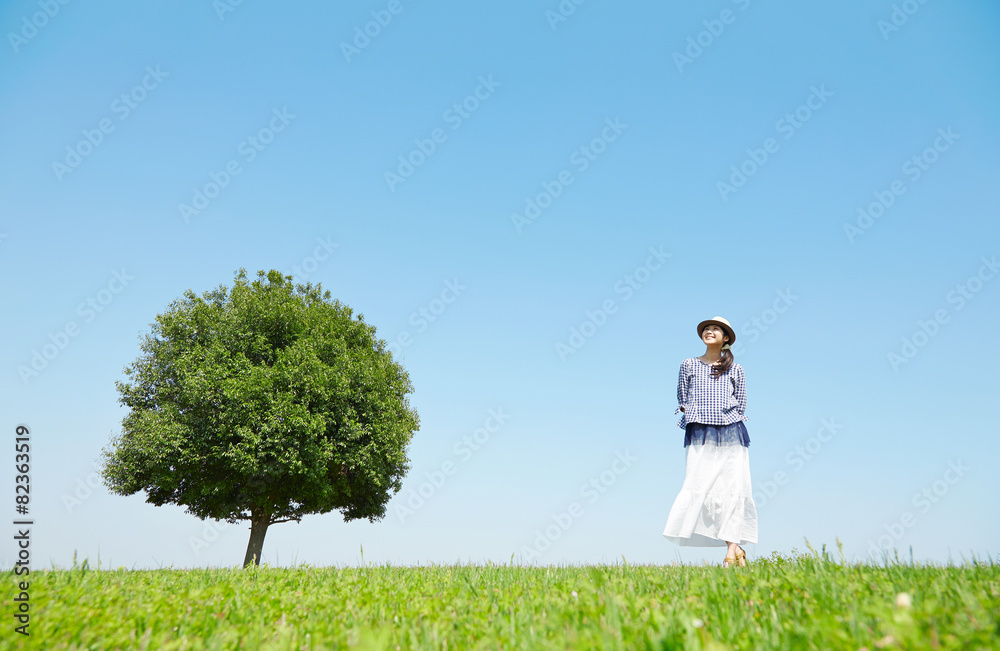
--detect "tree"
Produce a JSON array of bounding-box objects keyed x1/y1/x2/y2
[{"x1": 101, "y1": 269, "x2": 419, "y2": 566}]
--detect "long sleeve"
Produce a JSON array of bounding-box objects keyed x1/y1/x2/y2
[
  {"x1": 734, "y1": 363, "x2": 748, "y2": 421},
  {"x1": 676, "y1": 359, "x2": 688, "y2": 408},
  {"x1": 674, "y1": 359, "x2": 688, "y2": 427}
]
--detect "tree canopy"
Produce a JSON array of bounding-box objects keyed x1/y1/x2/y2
[{"x1": 101, "y1": 269, "x2": 419, "y2": 566}]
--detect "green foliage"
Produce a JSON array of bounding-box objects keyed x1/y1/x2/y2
[
  {"x1": 101, "y1": 269, "x2": 419, "y2": 532},
  {"x1": 7, "y1": 554, "x2": 998, "y2": 650}
]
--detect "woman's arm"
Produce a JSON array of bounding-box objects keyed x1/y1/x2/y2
[
  {"x1": 676, "y1": 359, "x2": 688, "y2": 411},
  {"x1": 734, "y1": 363, "x2": 747, "y2": 418}
]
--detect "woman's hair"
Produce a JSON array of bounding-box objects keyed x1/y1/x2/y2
[
  {"x1": 711, "y1": 347, "x2": 734, "y2": 379},
  {"x1": 699, "y1": 324, "x2": 735, "y2": 378}
]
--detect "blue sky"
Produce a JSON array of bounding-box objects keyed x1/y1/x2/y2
[{"x1": 2, "y1": 0, "x2": 998, "y2": 570}]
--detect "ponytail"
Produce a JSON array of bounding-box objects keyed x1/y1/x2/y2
[{"x1": 711, "y1": 345, "x2": 734, "y2": 379}]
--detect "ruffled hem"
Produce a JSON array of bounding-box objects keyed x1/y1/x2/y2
[
  {"x1": 684, "y1": 420, "x2": 750, "y2": 448},
  {"x1": 674, "y1": 405, "x2": 748, "y2": 429},
  {"x1": 662, "y1": 490, "x2": 758, "y2": 547}
]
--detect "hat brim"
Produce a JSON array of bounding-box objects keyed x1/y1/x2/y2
[{"x1": 697, "y1": 319, "x2": 736, "y2": 346}]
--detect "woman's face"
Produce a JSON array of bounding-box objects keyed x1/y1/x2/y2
[{"x1": 701, "y1": 324, "x2": 729, "y2": 346}]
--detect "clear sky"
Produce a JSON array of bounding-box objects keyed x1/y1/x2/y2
[{"x1": 2, "y1": 0, "x2": 998, "y2": 570}]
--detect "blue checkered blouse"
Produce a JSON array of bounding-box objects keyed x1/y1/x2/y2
[{"x1": 673, "y1": 357, "x2": 748, "y2": 428}]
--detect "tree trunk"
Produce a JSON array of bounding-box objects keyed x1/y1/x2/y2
[{"x1": 243, "y1": 511, "x2": 269, "y2": 567}]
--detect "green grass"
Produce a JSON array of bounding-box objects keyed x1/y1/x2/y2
[{"x1": 5, "y1": 545, "x2": 998, "y2": 650}]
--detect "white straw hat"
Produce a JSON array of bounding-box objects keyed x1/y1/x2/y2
[{"x1": 697, "y1": 316, "x2": 735, "y2": 347}]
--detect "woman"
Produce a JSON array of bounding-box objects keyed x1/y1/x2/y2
[{"x1": 662, "y1": 316, "x2": 757, "y2": 567}]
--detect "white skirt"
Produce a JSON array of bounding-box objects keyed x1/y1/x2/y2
[{"x1": 662, "y1": 434, "x2": 758, "y2": 547}]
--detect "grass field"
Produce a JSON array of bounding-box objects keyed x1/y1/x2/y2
[{"x1": 4, "y1": 545, "x2": 998, "y2": 650}]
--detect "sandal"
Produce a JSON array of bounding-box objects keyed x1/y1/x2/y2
[{"x1": 723, "y1": 546, "x2": 747, "y2": 568}]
